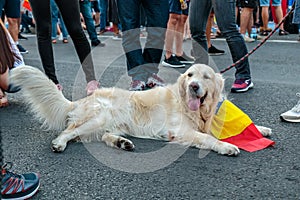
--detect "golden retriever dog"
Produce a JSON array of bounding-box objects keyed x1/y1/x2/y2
[{"x1": 10, "y1": 64, "x2": 271, "y2": 156}]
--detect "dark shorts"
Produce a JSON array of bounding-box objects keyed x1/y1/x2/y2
[
  {"x1": 240, "y1": 0, "x2": 258, "y2": 8},
  {"x1": 169, "y1": 0, "x2": 189, "y2": 16},
  {"x1": 0, "y1": 0, "x2": 21, "y2": 18}
]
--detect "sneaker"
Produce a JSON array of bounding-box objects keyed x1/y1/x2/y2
[
  {"x1": 91, "y1": 39, "x2": 105, "y2": 47},
  {"x1": 86, "y1": 80, "x2": 100, "y2": 96},
  {"x1": 1, "y1": 163, "x2": 40, "y2": 200},
  {"x1": 280, "y1": 93, "x2": 300, "y2": 122},
  {"x1": 162, "y1": 55, "x2": 185, "y2": 68},
  {"x1": 242, "y1": 34, "x2": 255, "y2": 43},
  {"x1": 176, "y1": 52, "x2": 195, "y2": 64},
  {"x1": 112, "y1": 33, "x2": 122, "y2": 41},
  {"x1": 231, "y1": 79, "x2": 254, "y2": 93},
  {"x1": 146, "y1": 73, "x2": 165, "y2": 88},
  {"x1": 208, "y1": 45, "x2": 225, "y2": 56},
  {"x1": 56, "y1": 84, "x2": 63, "y2": 91},
  {"x1": 129, "y1": 80, "x2": 146, "y2": 91},
  {"x1": 18, "y1": 33, "x2": 28, "y2": 40},
  {"x1": 17, "y1": 44, "x2": 28, "y2": 54}
]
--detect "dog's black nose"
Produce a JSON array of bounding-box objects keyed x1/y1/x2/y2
[{"x1": 190, "y1": 82, "x2": 199, "y2": 92}]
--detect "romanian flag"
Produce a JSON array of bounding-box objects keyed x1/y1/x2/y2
[
  {"x1": 23, "y1": 0, "x2": 31, "y2": 11},
  {"x1": 211, "y1": 99, "x2": 275, "y2": 152}
]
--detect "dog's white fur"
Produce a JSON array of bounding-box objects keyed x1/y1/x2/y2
[{"x1": 10, "y1": 64, "x2": 271, "y2": 156}]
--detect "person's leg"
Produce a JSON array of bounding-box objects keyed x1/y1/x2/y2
[
  {"x1": 79, "y1": 0, "x2": 99, "y2": 43},
  {"x1": 240, "y1": 7, "x2": 254, "y2": 35},
  {"x1": 165, "y1": 13, "x2": 180, "y2": 59},
  {"x1": 92, "y1": 0, "x2": 100, "y2": 26},
  {"x1": 58, "y1": 13, "x2": 68, "y2": 39},
  {"x1": 213, "y1": 0, "x2": 251, "y2": 80},
  {"x1": 56, "y1": 0, "x2": 96, "y2": 83},
  {"x1": 4, "y1": 0, "x2": 20, "y2": 42},
  {"x1": 142, "y1": 0, "x2": 169, "y2": 75},
  {"x1": 99, "y1": 0, "x2": 108, "y2": 33},
  {"x1": 29, "y1": 0, "x2": 59, "y2": 84},
  {"x1": 50, "y1": 0, "x2": 59, "y2": 40},
  {"x1": 175, "y1": 14, "x2": 188, "y2": 56},
  {"x1": 261, "y1": 6, "x2": 269, "y2": 31},
  {"x1": 206, "y1": 11, "x2": 214, "y2": 48},
  {"x1": 273, "y1": 3, "x2": 285, "y2": 31},
  {"x1": 189, "y1": 0, "x2": 211, "y2": 64},
  {"x1": 117, "y1": 0, "x2": 148, "y2": 81}
]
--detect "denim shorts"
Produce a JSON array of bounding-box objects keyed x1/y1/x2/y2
[
  {"x1": 169, "y1": 0, "x2": 189, "y2": 15},
  {"x1": 0, "y1": 0, "x2": 21, "y2": 18},
  {"x1": 260, "y1": 0, "x2": 282, "y2": 6}
]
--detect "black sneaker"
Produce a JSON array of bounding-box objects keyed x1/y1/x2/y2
[
  {"x1": 208, "y1": 45, "x2": 225, "y2": 56},
  {"x1": 176, "y1": 52, "x2": 195, "y2": 64},
  {"x1": 162, "y1": 55, "x2": 185, "y2": 68},
  {"x1": 17, "y1": 44, "x2": 28, "y2": 54},
  {"x1": 1, "y1": 163, "x2": 40, "y2": 200},
  {"x1": 91, "y1": 39, "x2": 105, "y2": 47},
  {"x1": 18, "y1": 33, "x2": 28, "y2": 40}
]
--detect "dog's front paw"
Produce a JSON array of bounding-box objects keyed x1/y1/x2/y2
[
  {"x1": 257, "y1": 126, "x2": 272, "y2": 137},
  {"x1": 51, "y1": 138, "x2": 67, "y2": 153},
  {"x1": 216, "y1": 141, "x2": 240, "y2": 156}
]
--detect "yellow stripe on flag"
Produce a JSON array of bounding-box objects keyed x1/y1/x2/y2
[{"x1": 211, "y1": 100, "x2": 252, "y2": 140}]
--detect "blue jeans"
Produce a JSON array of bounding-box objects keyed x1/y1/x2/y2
[
  {"x1": 50, "y1": 0, "x2": 68, "y2": 39},
  {"x1": 293, "y1": 0, "x2": 300, "y2": 24},
  {"x1": 189, "y1": 0, "x2": 251, "y2": 80},
  {"x1": 99, "y1": 0, "x2": 108, "y2": 31},
  {"x1": 80, "y1": 0, "x2": 98, "y2": 42},
  {"x1": 117, "y1": 0, "x2": 169, "y2": 81}
]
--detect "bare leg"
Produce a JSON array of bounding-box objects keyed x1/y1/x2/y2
[{"x1": 165, "y1": 13, "x2": 180, "y2": 59}]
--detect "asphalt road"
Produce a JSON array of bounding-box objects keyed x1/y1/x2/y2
[{"x1": 1, "y1": 32, "x2": 300, "y2": 199}]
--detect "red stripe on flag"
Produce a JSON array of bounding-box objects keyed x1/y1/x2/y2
[
  {"x1": 23, "y1": 0, "x2": 31, "y2": 11},
  {"x1": 221, "y1": 123, "x2": 275, "y2": 152}
]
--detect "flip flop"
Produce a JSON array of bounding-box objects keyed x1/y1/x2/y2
[{"x1": 62, "y1": 39, "x2": 68, "y2": 43}]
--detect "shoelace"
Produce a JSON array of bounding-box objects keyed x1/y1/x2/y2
[
  {"x1": 2, "y1": 162, "x2": 21, "y2": 179},
  {"x1": 291, "y1": 93, "x2": 300, "y2": 112}
]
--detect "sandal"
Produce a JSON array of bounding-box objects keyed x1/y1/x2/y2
[
  {"x1": 52, "y1": 39, "x2": 57, "y2": 44},
  {"x1": 279, "y1": 29, "x2": 289, "y2": 36},
  {"x1": 62, "y1": 39, "x2": 68, "y2": 43},
  {"x1": 260, "y1": 31, "x2": 269, "y2": 36}
]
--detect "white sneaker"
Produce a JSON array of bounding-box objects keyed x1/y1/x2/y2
[
  {"x1": 280, "y1": 93, "x2": 300, "y2": 122},
  {"x1": 242, "y1": 34, "x2": 255, "y2": 43}
]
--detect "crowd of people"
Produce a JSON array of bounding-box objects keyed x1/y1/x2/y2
[{"x1": 1, "y1": 0, "x2": 300, "y2": 199}]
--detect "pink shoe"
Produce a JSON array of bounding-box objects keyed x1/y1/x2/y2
[
  {"x1": 56, "y1": 84, "x2": 63, "y2": 91},
  {"x1": 86, "y1": 80, "x2": 100, "y2": 96}
]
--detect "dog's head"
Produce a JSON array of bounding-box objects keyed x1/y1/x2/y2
[{"x1": 178, "y1": 64, "x2": 224, "y2": 112}]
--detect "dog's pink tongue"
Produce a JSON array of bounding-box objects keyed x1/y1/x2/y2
[{"x1": 188, "y1": 98, "x2": 200, "y2": 111}]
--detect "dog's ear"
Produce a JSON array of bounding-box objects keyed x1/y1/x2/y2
[
  {"x1": 178, "y1": 74, "x2": 186, "y2": 98},
  {"x1": 213, "y1": 73, "x2": 224, "y2": 99}
]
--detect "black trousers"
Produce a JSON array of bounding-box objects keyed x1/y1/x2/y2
[{"x1": 29, "y1": 0, "x2": 96, "y2": 84}]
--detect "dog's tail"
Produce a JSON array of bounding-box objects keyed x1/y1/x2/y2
[{"x1": 10, "y1": 65, "x2": 73, "y2": 130}]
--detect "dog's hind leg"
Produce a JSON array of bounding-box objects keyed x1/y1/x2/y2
[
  {"x1": 102, "y1": 133, "x2": 135, "y2": 151},
  {"x1": 51, "y1": 120, "x2": 104, "y2": 152}
]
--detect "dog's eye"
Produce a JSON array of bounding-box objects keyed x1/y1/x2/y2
[
  {"x1": 187, "y1": 73, "x2": 193, "y2": 77},
  {"x1": 204, "y1": 74, "x2": 211, "y2": 79}
]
